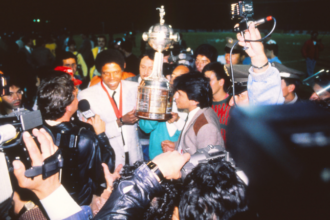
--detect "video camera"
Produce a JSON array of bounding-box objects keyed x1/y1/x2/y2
[
  {"x1": 181, "y1": 145, "x2": 248, "y2": 184},
  {"x1": 0, "y1": 109, "x2": 63, "y2": 180}
]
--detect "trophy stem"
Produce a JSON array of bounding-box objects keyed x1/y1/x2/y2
[{"x1": 149, "y1": 51, "x2": 164, "y2": 79}]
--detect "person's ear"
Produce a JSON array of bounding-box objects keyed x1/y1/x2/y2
[
  {"x1": 189, "y1": 100, "x2": 199, "y2": 107},
  {"x1": 288, "y1": 84, "x2": 295, "y2": 93},
  {"x1": 219, "y1": 79, "x2": 225, "y2": 87}
]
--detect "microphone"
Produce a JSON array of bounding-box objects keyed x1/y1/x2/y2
[
  {"x1": 78, "y1": 99, "x2": 95, "y2": 119},
  {"x1": 254, "y1": 16, "x2": 273, "y2": 27}
]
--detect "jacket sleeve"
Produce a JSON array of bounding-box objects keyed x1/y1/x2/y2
[
  {"x1": 248, "y1": 64, "x2": 285, "y2": 105},
  {"x1": 139, "y1": 119, "x2": 159, "y2": 134},
  {"x1": 96, "y1": 132, "x2": 116, "y2": 173},
  {"x1": 93, "y1": 164, "x2": 163, "y2": 220}
]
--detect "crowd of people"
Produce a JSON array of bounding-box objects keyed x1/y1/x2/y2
[{"x1": 0, "y1": 21, "x2": 329, "y2": 220}]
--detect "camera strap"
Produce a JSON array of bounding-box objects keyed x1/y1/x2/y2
[{"x1": 25, "y1": 148, "x2": 63, "y2": 179}]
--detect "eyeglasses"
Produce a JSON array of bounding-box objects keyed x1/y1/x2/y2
[{"x1": 5, "y1": 90, "x2": 24, "y2": 99}]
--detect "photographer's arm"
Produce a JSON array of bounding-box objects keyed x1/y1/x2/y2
[
  {"x1": 237, "y1": 23, "x2": 284, "y2": 105},
  {"x1": 13, "y1": 129, "x2": 85, "y2": 220},
  {"x1": 94, "y1": 152, "x2": 190, "y2": 220}
]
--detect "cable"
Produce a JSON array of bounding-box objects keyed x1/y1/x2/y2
[{"x1": 229, "y1": 17, "x2": 277, "y2": 106}]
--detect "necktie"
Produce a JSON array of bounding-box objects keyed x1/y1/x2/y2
[{"x1": 112, "y1": 91, "x2": 117, "y2": 108}]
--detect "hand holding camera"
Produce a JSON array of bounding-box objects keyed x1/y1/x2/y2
[{"x1": 13, "y1": 128, "x2": 61, "y2": 200}]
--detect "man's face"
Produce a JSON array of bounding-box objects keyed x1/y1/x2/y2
[
  {"x1": 312, "y1": 83, "x2": 330, "y2": 103},
  {"x1": 174, "y1": 90, "x2": 190, "y2": 110},
  {"x1": 229, "y1": 90, "x2": 249, "y2": 107},
  {"x1": 63, "y1": 58, "x2": 77, "y2": 73},
  {"x1": 2, "y1": 85, "x2": 23, "y2": 111},
  {"x1": 204, "y1": 70, "x2": 222, "y2": 96},
  {"x1": 195, "y1": 55, "x2": 210, "y2": 73},
  {"x1": 171, "y1": 65, "x2": 189, "y2": 85},
  {"x1": 225, "y1": 53, "x2": 242, "y2": 65},
  {"x1": 139, "y1": 56, "x2": 154, "y2": 80},
  {"x1": 98, "y1": 37, "x2": 106, "y2": 49},
  {"x1": 101, "y1": 63, "x2": 123, "y2": 90}
]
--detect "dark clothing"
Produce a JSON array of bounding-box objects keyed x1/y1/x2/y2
[
  {"x1": 212, "y1": 96, "x2": 231, "y2": 144},
  {"x1": 94, "y1": 163, "x2": 163, "y2": 220},
  {"x1": 44, "y1": 121, "x2": 115, "y2": 206},
  {"x1": 79, "y1": 39, "x2": 94, "y2": 69},
  {"x1": 302, "y1": 39, "x2": 324, "y2": 60},
  {"x1": 124, "y1": 54, "x2": 139, "y2": 75},
  {"x1": 31, "y1": 47, "x2": 55, "y2": 69}
]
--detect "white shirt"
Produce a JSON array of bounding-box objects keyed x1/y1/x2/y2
[
  {"x1": 166, "y1": 100, "x2": 188, "y2": 137},
  {"x1": 40, "y1": 185, "x2": 81, "y2": 220},
  {"x1": 104, "y1": 83, "x2": 121, "y2": 131},
  {"x1": 177, "y1": 107, "x2": 200, "y2": 154}
]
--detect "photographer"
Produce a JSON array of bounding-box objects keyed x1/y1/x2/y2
[{"x1": 38, "y1": 72, "x2": 115, "y2": 206}]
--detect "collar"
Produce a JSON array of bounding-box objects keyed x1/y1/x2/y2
[
  {"x1": 138, "y1": 77, "x2": 142, "y2": 83},
  {"x1": 287, "y1": 93, "x2": 298, "y2": 104},
  {"x1": 45, "y1": 120, "x2": 62, "y2": 126},
  {"x1": 187, "y1": 107, "x2": 200, "y2": 123},
  {"x1": 104, "y1": 81, "x2": 121, "y2": 94}
]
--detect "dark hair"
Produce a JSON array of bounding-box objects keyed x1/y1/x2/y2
[
  {"x1": 179, "y1": 161, "x2": 248, "y2": 220},
  {"x1": 173, "y1": 72, "x2": 212, "y2": 108},
  {"x1": 37, "y1": 71, "x2": 75, "y2": 120},
  {"x1": 67, "y1": 39, "x2": 76, "y2": 46},
  {"x1": 56, "y1": 51, "x2": 77, "y2": 66},
  {"x1": 98, "y1": 35, "x2": 106, "y2": 42},
  {"x1": 21, "y1": 35, "x2": 32, "y2": 45},
  {"x1": 114, "y1": 161, "x2": 182, "y2": 220},
  {"x1": 264, "y1": 43, "x2": 279, "y2": 56},
  {"x1": 202, "y1": 62, "x2": 231, "y2": 93},
  {"x1": 95, "y1": 49, "x2": 125, "y2": 73},
  {"x1": 141, "y1": 49, "x2": 155, "y2": 61},
  {"x1": 282, "y1": 78, "x2": 300, "y2": 92},
  {"x1": 195, "y1": 44, "x2": 218, "y2": 62},
  {"x1": 121, "y1": 40, "x2": 133, "y2": 53}
]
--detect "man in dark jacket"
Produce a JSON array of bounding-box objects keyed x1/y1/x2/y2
[{"x1": 38, "y1": 71, "x2": 115, "y2": 206}]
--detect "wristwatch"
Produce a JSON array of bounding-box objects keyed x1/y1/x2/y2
[
  {"x1": 17, "y1": 201, "x2": 36, "y2": 218},
  {"x1": 120, "y1": 117, "x2": 124, "y2": 125},
  {"x1": 147, "y1": 161, "x2": 165, "y2": 183}
]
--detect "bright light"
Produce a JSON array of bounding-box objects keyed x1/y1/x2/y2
[
  {"x1": 33, "y1": 19, "x2": 36, "y2": 22},
  {"x1": 37, "y1": 19, "x2": 40, "y2": 22}
]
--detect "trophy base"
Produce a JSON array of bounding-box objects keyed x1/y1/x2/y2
[{"x1": 137, "y1": 112, "x2": 172, "y2": 121}]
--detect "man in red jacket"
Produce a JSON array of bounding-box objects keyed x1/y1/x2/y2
[{"x1": 302, "y1": 31, "x2": 324, "y2": 77}]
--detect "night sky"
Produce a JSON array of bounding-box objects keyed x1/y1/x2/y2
[{"x1": 0, "y1": 0, "x2": 327, "y2": 34}]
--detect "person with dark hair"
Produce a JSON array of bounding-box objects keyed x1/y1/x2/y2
[
  {"x1": 67, "y1": 39, "x2": 88, "y2": 80},
  {"x1": 90, "y1": 35, "x2": 108, "y2": 79},
  {"x1": 161, "y1": 72, "x2": 224, "y2": 155},
  {"x1": 302, "y1": 31, "x2": 324, "y2": 76},
  {"x1": 38, "y1": 71, "x2": 115, "y2": 206},
  {"x1": 120, "y1": 40, "x2": 139, "y2": 75},
  {"x1": 194, "y1": 44, "x2": 218, "y2": 72},
  {"x1": 0, "y1": 74, "x2": 28, "y2": 115},
  {"x1": 264, "y1": 39, "x2": 282, "y2": 64},
  {"x1": 178, "y1": 160, "x2": 248, "y2": 220},
  {"x1": 78, "y1": 49, "x2": 143, "y2": 168},
  {"x1": 31, "y1": 36, "x2": 55, "y2": 70},
  {"x1": 125, "y1": 49, "x2": 155, "y2": 82},
  {"x1": 218, "y1": 37, "x2": 246, "y2": 65},
  {"x1": 202, "y1": 62, "x2": 231, "y2": 143}
]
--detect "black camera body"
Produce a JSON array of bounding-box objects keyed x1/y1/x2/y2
[
  {"x1": 231, "y1": 0, "x2": 254, "y2": 32},
  {"x1": 0, "y1": 109, "x2": 63, "y2": 179},
  {"x1": 0, "y1": 110, "x2": 43, "y2": 171}
]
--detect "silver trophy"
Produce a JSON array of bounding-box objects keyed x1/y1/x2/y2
[{"x1": 137, "y1": 6, "x2": 180, "y2": 120}]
